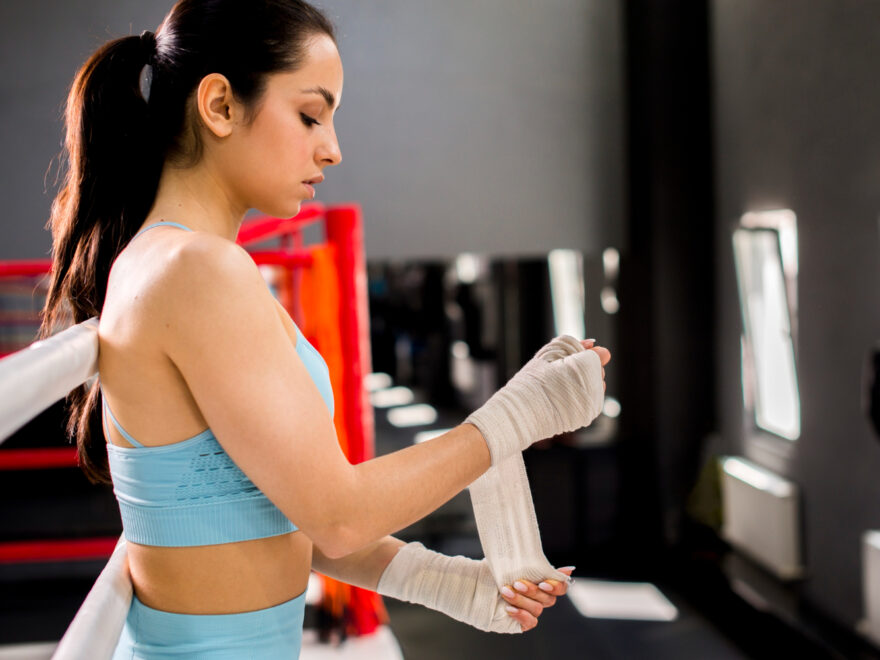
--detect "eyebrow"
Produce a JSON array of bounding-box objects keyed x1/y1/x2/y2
[{"x1": 300, "y1": 86, "x2": 337, "y2": 110}]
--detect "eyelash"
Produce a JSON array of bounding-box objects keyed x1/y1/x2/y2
[{"x1": 300, "y1": 113, "x2": 320, "y2": 128}]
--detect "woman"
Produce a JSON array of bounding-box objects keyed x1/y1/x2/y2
[{"x1": 40, "y1": 0, "x2": 611, "y2": 656}]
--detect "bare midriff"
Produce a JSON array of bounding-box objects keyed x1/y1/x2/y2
[{"x1": 126, "y1": 532, "x2": 312, "y2": 614}]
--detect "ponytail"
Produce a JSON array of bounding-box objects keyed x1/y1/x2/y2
[{"x1": 41, "y1": 32, "x2": 160, "y2": 485}]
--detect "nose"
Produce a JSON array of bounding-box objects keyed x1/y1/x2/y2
[{"x1": 316, "y1": 124, "x2": 342, "y2": 167}]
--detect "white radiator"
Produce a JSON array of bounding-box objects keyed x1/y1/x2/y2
[
  {"x1": 720, "y1": 456, "x2": 803, "y2": 580},
  {"x1": 858, "y1": 531, "x2": 880, "y2": 647}
]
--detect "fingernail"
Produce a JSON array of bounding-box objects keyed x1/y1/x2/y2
[
  {"x1": 538, "y1": 582, "x2": 553, "y2": 592},
  {"x1": 558, "y1": 566, "x2": 576, "y2": 572},
  {"x1": 505, "y1": 606, "x2": 519, "y2": 615},
  {"x1": 585, "y1": 338, "x2": 596, "y2": 343},
  {"x1": 501, "y1": 586, "x2": 515, "y2": 598},
  {"x1": 514, "y1": 581, "x2": 528, "y2": 593}
]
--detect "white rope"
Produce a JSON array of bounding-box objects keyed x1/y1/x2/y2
[
  {"x1": 0, "y1": 318, "x2": 99, "y2": 443},
  {"x1": 51, "y1": 536, "x2": 131, "y2": 660},
  {"x1": 0, "y1": 318, "x2": 131, "y2": 658}
]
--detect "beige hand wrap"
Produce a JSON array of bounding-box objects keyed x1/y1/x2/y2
[
  {"x1": 465, "y1": 334, "x2": 605, "y2": 466},
  {"x1": 377, "y1": 542, "x2": 521, "y2": 633},
  {"x1": 378, "y1": 335, "x2": 605, "y2": 633}
]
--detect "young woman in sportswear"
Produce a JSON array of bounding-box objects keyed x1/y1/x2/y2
[{"x1": 41, "y1": 1, "x2": 611, "y2": 656}]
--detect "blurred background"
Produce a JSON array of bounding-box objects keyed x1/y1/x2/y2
[{"x1": 2, "y1": 0, "x2": 880, "y2": 658}]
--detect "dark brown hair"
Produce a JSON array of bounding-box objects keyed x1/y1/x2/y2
[{"x1": 40, "y1": 0, "x2": 336, "y2": 484}]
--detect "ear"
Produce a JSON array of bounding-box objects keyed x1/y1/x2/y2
[{"x1": 195, "y1": 73, "x2": 239, "y2": 138}]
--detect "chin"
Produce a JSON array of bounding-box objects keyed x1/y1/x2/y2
[
  {"x1": 263, "y1": 201, "x2": 303, "y2": 220},
  {"x1": 287, "y1": 201, "x2": 304, "y2": 218}
]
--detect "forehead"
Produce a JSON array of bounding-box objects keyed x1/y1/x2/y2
[{"x1": 269, "y1": 34, "x2": 343, "y2": 106}]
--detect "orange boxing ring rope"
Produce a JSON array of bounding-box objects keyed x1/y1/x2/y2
[{"x1": 0, "y1": 202, "x2": 385, "y2": 653}]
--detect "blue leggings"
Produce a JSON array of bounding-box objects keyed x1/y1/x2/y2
[{"x1": 112, "y1": 591, "x2": 306, "y2": 659}]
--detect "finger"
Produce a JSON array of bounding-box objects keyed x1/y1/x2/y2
[
  {"x1": 590, "y1": 346, "x2": 611, "y2": 366},
  {"x1": 508, "y1": 581, "x2": 557, "y2": 612},
  {"x1": 504, "y1": 605, "x2": 538, "y2": 632},
  {"x1": 500, "y1": 583, "x2": 546, "y2": 618},
  {"x1": 544, "y1": 566, "x2": 576, "y2": 596},
  {"x1": 540, "y1": 579, "x2": 569, "y2": 597},
  {"x1": 515, "y1": 579, "x2": 558, "y2": 606},
  {"x1": 545, "y1": 335, "x2": 585, "y2": 359}
]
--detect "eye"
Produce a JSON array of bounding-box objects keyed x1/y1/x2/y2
[{"x1": 300, "y1": 112, "x2": 320, "y2": 128}]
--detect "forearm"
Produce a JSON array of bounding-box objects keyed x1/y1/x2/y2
[
  {"x1": 311, "y1": 535, "x2": 405, "y2": 591},
  {"x1": 326, "y1": 423, "x2": 490, "y2": 557}
]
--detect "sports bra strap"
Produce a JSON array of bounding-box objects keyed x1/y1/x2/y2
[
  {"x1": 101, "y1": 394, "x2": 146, "y2": 448},
  {"x1": 133, "y1": 221, "x2": 194, "y2": 240}
]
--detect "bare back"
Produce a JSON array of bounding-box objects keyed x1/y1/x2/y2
[{"x1": 98, "y1": 226, "x2": 312, "y2": 614}]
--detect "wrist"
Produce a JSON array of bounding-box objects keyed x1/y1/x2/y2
[
  {"x1": 456, "y1": 421, "x2": 492, "y2": 473},
  {"x1": 464, "y1": 382, "x2": 549, "y2": 465}
]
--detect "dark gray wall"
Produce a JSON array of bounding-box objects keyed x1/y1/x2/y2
[
  {"x1": 712, "y1": 0, "x2": 880, "y2": 627},
  {"x1": 0, "y1": 0, "x2": 169, "y2": 261},
  {"x1": 0, "y1": 0, "x2": 625, "y2": 261}
]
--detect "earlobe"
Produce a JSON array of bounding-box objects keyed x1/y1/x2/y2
[{"x1": 197, "y1": 73, "x2": 236, "y2": 138}]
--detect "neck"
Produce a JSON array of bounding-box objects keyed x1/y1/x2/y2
[{"x1": 145, "y1": 160, "x2": 246, "y2": 242}]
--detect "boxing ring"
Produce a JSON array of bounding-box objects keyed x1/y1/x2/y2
[{"x1": 0, "y1": 204, "x2": 396, "y2": 657}]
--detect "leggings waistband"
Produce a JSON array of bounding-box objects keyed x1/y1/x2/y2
[
  {"x1": 118, "y1": 590, "x2": 306, "y2": 658},
  {"x1": 129, "y1": 590, "x2": 306, "y2": 637}
]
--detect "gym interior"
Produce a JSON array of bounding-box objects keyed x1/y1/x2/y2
[{"x1": 1, "y1": 1, "x2": 880, "y2": 658}]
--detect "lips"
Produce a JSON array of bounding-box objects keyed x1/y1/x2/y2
[{"x1": 301, "y1": 175, "x2": 323, "y2": 199}]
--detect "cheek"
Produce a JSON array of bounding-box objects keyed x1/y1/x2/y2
[
  {"x1": 231, "y1": 118, "x2": 312, "y2": 200},
  {"x1": 253, "y1": 114, "x2": 313, "y2": 177}
]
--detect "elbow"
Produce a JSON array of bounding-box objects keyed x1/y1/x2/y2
[
  {"x1": 312, "y1": 522, "x2": 364, "y2": 560},
  {"x1": 303, "y1": 465, "x2": 372, "y2": 559}
]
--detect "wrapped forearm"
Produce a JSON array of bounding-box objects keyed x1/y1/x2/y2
[
  {"x1": 464, "y1": 335, "x2": 604, "y2": 466},
  {"x1": 376, "y1": 541, "x2": 521, "y2": 634}
]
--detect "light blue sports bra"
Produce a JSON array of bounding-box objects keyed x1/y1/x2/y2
[{"x1": 103, "y1": 221, "x2": 334, "y2": 547}]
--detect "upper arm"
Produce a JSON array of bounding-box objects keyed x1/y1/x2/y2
[{"x1": 155, "y1": 238, "x2": 355, "y2": 554}]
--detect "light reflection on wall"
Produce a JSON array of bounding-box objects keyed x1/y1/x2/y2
[
  {"x1": 548, "y1": 249, "x2": 586, "y2": 339},
  {"x1": 733, "y1": 212, "x2": 801, "y2": 441}
]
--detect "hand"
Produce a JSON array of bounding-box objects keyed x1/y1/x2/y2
[
  {"x1": 580, "y1": 339, "x2": 611, "y2": 391},
  {"x1": 500, "y1": 567, "x2": 575, "y2": 632},
  {"x1": 464, "y1": 334, "x2": 608, "y2": 465}
]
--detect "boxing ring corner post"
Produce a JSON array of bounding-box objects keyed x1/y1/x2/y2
[{"x1": 0, "y1": 316, "x2": 133, "y2": 659}]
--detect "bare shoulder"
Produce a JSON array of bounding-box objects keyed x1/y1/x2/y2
[
  {"x1": 160, "y1": 233, "x2": 260, "y2": 293},
  {"x1": 147, "y1": 234, "x2": 277, "y2": 355},
  {"x1": 154, "y1": 234, "x2": 265, "y2": 307}
]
